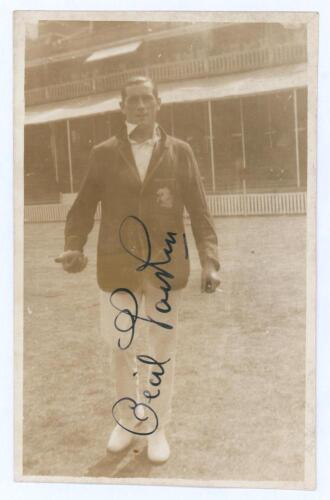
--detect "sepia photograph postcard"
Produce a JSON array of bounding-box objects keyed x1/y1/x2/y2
[{"x1": 14, "y1": 10, "x2": 318, "y2": 490}]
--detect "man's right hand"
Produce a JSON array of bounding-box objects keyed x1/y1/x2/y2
[{"x1": 54, "y1": 250, "x2": 88, "y2": 273}]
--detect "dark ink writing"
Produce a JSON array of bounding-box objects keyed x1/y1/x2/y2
[
  {"x1": 119, "y1": 215, "x2": 177, "y2": 314},
  {"x1": 110, "y1": 216, "x2": 180, "y2": 434},
  {"x1": 109, "y1": 288, "x2": 172, "y2": 350},
  {"x1": 112, "y1": 397, "x2": 158, "y2": 435},
  {"x1": 137, "y1": 354, "x2": 170, "y2": 402}
]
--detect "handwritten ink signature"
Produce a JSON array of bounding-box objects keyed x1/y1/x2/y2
[
  {"x1": 111, "y1": 355, "x2": 170, "y2": 435},
  {"x1": 137, "y1": 354, "x2": 170, "y2": 403},
  {"x1": 109, "y1": 288, "x2": 172, "y2": 351},
  {"x1": 109, "y1": 216, "x2": 180, "y2": 350},
  {"x1": 119, "y1": 215, "x2": 177, "y2": 314},
  {"x1": 110, "y1": 215, "x2": 182, "y2": 434}
]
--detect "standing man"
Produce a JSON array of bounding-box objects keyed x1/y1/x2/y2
[{"x1": 56, "y1": 76, "x2": 220, "y2": 464}]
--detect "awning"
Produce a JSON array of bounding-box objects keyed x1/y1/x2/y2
[
  {"x1": 25, "y1": 63, "x2": 308, "y2": 126},
  {"x1": 85, "y1": 40, "x2": 141, "y2": 63}
]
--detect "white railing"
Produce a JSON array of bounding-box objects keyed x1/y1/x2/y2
[
  {"x1": 25, "y1": 43, "x2": 307, "y2": 107},
  {"x1": 24, "y1": 191, "x2": 307, "y2": 223},
  {"x1": 206, "y1": 192, "x2": 306, "y2": 216}
]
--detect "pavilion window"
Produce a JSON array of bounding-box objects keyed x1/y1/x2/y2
[
  {"x1": 69, "y1": 116, "x2": 94, "y2": 192},
  {"x1": 109, "y1": 111, "x2": 125, "y2": 136},
  {"x1": 172, "y1": 101, "x2": 213, "y2": 192},
  {"x1": 24, "y1": 123, "x2": 59, "y2": 203},
  {"x1": 211, "y1": 98, "x2": 244, "y2": 194},
  {"x1": 93, "y1": 113, "x2": 112, "y2": 144},
  {"x1": 296, "y1": 87, "x2": 307, "y2": 188},
  {"x1": 53, "y1": 121, "x2": 71, "y2": 194},
  {"x1": 242, "y1": 90, "x2": 297, "y2": 193},
  {"x1": 158, "y1": 104, "x2": 173, "y2": 137}
]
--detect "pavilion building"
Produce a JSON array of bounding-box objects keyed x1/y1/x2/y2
[{"x1": 24, "y1": 21, "x2": 308, "y2": 220}]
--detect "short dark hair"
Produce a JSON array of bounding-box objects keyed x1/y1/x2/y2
[{"x1": 120, "y1": 76, "x2": 158, "y2": 101}]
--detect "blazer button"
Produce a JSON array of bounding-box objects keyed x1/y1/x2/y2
[{"x1": 131, "y1": 245, "x2": 136, "y2": 252}]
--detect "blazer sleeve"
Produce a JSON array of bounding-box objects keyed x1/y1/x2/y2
[
  {"x1": 64, "y1": 147, "x2": 101, "y2": 252},
  {"x1": 179, "y1": 142, "x2": 220, "y2": 271}
]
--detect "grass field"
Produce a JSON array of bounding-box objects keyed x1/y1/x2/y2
[{"x1": 23, "y1": 215, "x2": 307, "y2": 482}]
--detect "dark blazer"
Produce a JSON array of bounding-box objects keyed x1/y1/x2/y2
[{"x1": 64, "y1": 124, "x2": 220, "y2": 291}]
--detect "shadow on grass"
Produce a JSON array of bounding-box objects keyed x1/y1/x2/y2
[{"x1": 85, "y1": 441, "x2": 158, "y2": 478}]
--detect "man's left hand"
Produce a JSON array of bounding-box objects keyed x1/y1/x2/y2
[{"x1": 201, "y1": 264, "x2": 221, "y2": 293}]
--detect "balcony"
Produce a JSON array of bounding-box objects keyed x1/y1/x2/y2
[{"x1": 25, "y1": 42, "x2": 307, "y2": 107}]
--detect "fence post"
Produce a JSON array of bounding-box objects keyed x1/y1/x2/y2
[
  {"x1": 207, "y1": 100, "x2": 216, "y2": 193},
  {"x1": 66, "y1": 120, "x2": 74, "y2": 194},
  {"x1": 239, "y1": 98, "x2": 248, "y2": 215},
  {"x1": 293, "y1": 88, "x2": 301, "y2": 188}
]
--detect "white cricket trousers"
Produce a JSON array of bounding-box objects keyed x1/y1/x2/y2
[{"x1": 100, "y1": 283, "x2": 181, "y2": 433}]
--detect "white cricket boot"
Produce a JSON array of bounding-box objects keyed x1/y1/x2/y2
[
  {"x1": 147, "y1": 428, "x2": 170, "y2": 463},
  {"x1": 107, "y1": 406, "x2": 145, "y2": 453},
  {"x1": 107, "y1": 425, "x2": 134, "y2": 453}
]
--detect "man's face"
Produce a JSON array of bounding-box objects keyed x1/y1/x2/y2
[{"x1": 120, "y1": 82, "x2": 161, "y2": 127}]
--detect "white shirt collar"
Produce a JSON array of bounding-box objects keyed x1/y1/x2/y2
[{"x1": 125, "y1": 121, "x2": 160, "y2": 145}]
